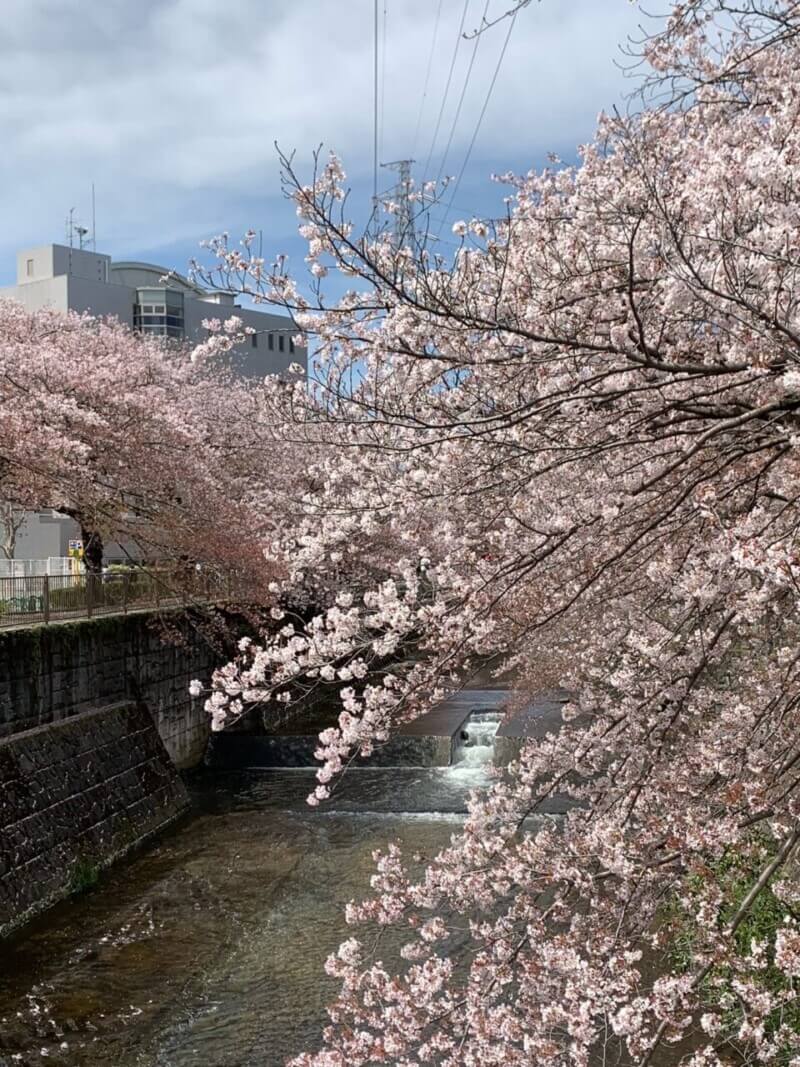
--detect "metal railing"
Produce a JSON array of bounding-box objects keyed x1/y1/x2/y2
[{"x1": 0, "y1": 568, "x2": 228, "y2": 629}]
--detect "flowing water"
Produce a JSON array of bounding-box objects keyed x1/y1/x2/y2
[
  {"x1": 451, "y1": 711, "x2": 503, "y2": 769},
  {"x1": 0, "y1": 727, "x2": 507, "y2": 1067}
]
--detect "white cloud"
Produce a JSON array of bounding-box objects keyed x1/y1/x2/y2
[{"x1": 0, "y1": 0, "x2": 649, "y2": 277}]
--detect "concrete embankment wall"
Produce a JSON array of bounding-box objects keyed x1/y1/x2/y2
[
  {"x1": 0, "y1": 611, "x2": 220, "y2": 938},
  {"x1": 0, "y1": 611, "x2": 217, "y2": 769},
  {"x1": 0, "y1": 702, "x2": 189, "y2": 938}
]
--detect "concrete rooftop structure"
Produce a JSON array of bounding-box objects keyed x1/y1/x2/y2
[{"x1": 1, "y1": 242, "x2": 305, "y2": 380}]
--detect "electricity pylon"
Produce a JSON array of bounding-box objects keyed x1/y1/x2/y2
[{"x1": 380, "y1": 159, "x2": 415, "y2": 246}]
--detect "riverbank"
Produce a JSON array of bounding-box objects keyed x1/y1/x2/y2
[
  {"x1": 0, "y1": 761, "x2": 543, "y2": 1065},
  {"x1": 0, "y1": 683, "x2": 573, "y2": 1065}
]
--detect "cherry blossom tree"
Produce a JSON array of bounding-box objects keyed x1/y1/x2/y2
[
  {"x1": 0, "y1": 501, "x2": 27, "y2": 560},
  {"x1": 0, "y1": 301, "x2": 299, "y2": 595},
  {"x1": 195, "y1": 2, "x2": 800, "y2": 1064}
]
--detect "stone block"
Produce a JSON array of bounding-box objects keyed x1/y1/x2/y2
[
  {"x1": 0, "y1": 702, "x2": 189, "y2": 939},
  {"x1": 0, "y1": 613, "x2": 217, "y2": 768}
]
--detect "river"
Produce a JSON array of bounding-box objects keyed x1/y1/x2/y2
[{"x1": 0, "y1": 715, "x2": 507, "y2": 1066}]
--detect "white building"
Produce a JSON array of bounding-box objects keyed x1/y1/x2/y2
[
  {"x1": 1, "y1": 242, "x2": 307, "y2": 561},
  {"x1": 2, "y1": 242, "x2": 304, "y2": 378}
]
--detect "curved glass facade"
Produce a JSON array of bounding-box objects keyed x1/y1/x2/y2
[{"x1": 133, "y1": 288, "x2": 184, "y2": 340}]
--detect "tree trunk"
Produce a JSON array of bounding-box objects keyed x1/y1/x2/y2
[
  {"x1": 0, "y1": 503, "x2": 25, "y2": 560},
  {"x1": 81, "y1": 526, "x2": 104, "y2": 574},
  {"x1": 61, "y1": 508, "x2": 104, "y2": 573},
  {"x1": 0, "y1": 529, "x2": 16, "y2": 560}
]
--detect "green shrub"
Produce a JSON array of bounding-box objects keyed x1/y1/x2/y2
[
  {"x1": 69, "y1": 855, "x2": 100, "y2": 895},
  {"x1": 665, "y1": 835, "x2": 800, "y2": 1065},
  {"x1": 49, "y1": 585, "x2": 88, "y2": 611}
]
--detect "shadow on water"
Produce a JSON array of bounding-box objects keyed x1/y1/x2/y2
[{"x1": 0, "y1": 758, "x2": 508, "y2": 1067}]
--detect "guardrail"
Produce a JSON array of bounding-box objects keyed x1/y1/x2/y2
[{"x1": 0, "y1": 569, "x2": 226, "y2": 629}]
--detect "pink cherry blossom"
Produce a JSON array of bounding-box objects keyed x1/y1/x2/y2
[{"x1": 190, "y1": 4, "x2": 800, "y2": 1064}]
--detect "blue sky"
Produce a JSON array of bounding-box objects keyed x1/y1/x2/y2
[{"x1": 0, "y1": 0, "x2": 652, "y2": 290}]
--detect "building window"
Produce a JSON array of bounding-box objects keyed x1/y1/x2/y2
[
  {"x1": 133, "y1": 287, "x2": 184, "y2": 340},
  {"x1": 289, "y1": 337, "x2": 295, "y2": 354},
  {"x1": 251, "y1": 332, "x2": 258, "y2": 348},
  {"x1": 279, "y1": 335, "x2": 285, "y2": 352},
  {"x1": 268, "y1": 334, "x2": 274, "y2": 351},
  {"x1": 26, "y1": 258, "x2": 34, "y2": 277}
]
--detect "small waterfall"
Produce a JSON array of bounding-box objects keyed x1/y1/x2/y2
[{"x1": 452, "y1": 710, "x2": 503, "y2": 769}]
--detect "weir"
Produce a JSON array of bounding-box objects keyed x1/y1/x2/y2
[
  {"x1": 452, "y1": 709, "x2": 504, "y2": 768},
  {"x1": 207, "y1": 687, "x2": 512, "y2": 771}
]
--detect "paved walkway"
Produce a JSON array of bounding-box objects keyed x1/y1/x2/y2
[{"x1": 0, "y1": 600, "x2": 182, "y2": 632}]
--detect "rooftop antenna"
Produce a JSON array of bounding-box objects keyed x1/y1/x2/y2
[
  {"x1": 91, "y1": 182, "x2": 96, "y2": 251},
  {"x1": 380, "y1": 159, "x2": 416, "y2": 245},
  {"x1": 75, "y1": 225, "x2": 89, "y2": 250},
  {"x1": 65, "y1": 207, "x2": 76, "y2": 248}
]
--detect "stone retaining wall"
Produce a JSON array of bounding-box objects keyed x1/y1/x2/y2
[
  {"x1": 0, "y1": 702, "x2": 189, "y2": 938},
  {"x1": 0, "y1": 612, "x2": 218, "y2": 769}
]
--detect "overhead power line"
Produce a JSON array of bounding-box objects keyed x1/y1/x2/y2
[
  {"x1": 422, "y1": 0, "x2": 471, "y2": 182},
  {"x1": 373, "y1": 0, "x2": 379, "y2": 203},
  {"x1": 434, "y1": 0, "x2": 491, "y2": 188},
  {"x1": 464, "y1": 0, "x2": 536, "y2": 38},
  {"x1": 380, "y1": 0, "x2": 388, "y2": 163},
  {"x1": 411, "y1": 0, "x2": 444, "y2": 161},
  {"x1": 440, "y1": 7, "x2": 519, "y2": 230}
]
